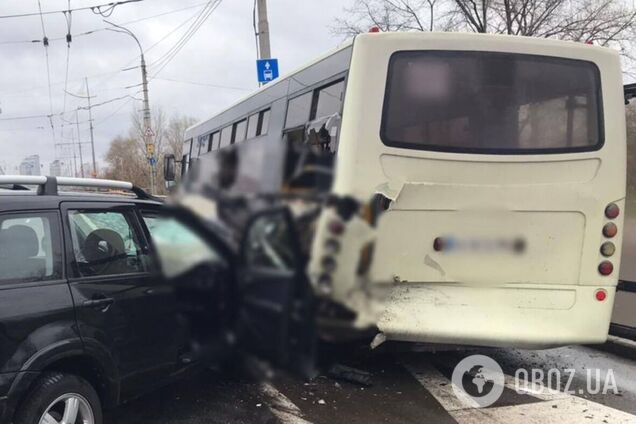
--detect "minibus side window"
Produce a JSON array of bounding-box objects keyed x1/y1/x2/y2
[
  {"x1": 219, "y1": 126, "x2": 232, "y2": 148},
  {"x1": 247, "y1": 113, "x2": 259, "y2": 139},
  {"x1": 232, "y1": 119, "x2": 247, "y2": 144},
  {"x1": 208, "y1": 131, "x2": 220, "y2": 151},
  {"x1": 285, "y1": 92, "x2": 312, "y2": 129},
  {"x1": 257, "y1": 109, "x2": 270, "y2": 135},
  {"x1": 311, "y1": 80, "x2": 345, "y2": 120}
]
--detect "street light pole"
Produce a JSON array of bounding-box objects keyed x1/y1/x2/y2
[{"x1": 105, "y1": 20, "x2": 156, "y2": 194}]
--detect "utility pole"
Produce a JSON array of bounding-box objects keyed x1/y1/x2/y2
[
  {"x1": 256, "y1": 0, "x2": 271, "y2": 60},
  {"x1": 71, "y1": 134, "x2": 78, "y2": 178},
  {"x1": 75, "y1": 109, "x2": 85, "y2": 178},
  {"x1": 105, "y1": 20, "x2": 155, "y2": 194},
  {"x1": 141, "y1": 52, "x2": 156, "y2": 194},
  {"x1": 85, "y1": 78, "x2": 97, "y2": 178}
]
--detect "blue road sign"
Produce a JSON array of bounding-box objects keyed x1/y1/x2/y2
[{"x1": 257, "y1": 58, "x2": 279, "y2": 83}]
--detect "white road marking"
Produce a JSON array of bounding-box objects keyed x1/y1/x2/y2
[
  {"x1": 258, "y1": 382, "x2": 313, "y2": 424},
  {"x1": 402, "y1": 355, "x2": 636, "y2": 423},
  {"x1": 402, "y1": 359, "x2": 480, "y2": 411},
  {"x1": 452, "y1": 397, "x2": 636, "y2": 424},
  {"x1": 501, "y1": 373, "x2": 569, "y2": 401}
]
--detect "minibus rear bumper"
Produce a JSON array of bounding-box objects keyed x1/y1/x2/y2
[{"x1": 377, "y1": 283, "x2": 615, "y2": 348}]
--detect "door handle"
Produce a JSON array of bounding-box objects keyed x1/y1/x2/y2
[{"x1": 83, "y1": 296, "x2": 115, "y2": 311}]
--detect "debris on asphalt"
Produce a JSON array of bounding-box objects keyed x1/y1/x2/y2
[{"x1": 328, "y1": 364, "x2": 373, "y2": 387}]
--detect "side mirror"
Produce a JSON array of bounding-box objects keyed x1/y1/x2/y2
[{"x1": 164, "y1": 154, "x2": 176, "y2": 182}]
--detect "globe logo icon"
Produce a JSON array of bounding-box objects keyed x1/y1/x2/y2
[{"x1": 451, "y1": 355, "x2": 505, "y2": 408}]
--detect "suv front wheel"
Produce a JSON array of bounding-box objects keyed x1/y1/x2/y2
[{"x1": 14, "y1": 373, "x2": 102, "y2": 424}]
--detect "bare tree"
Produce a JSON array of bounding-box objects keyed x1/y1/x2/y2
[
  {"x1": 102, "y1": 136, "x2": 150, "y2": 188},
  {"x1": 164, "y1": 114, "x2": 197, "y2": 158},
  {"x1": 453, "y1": 0, "x2": 492, "y2": 32},
  {"x1": 334, "y1": 0, "x2": 636, "y2": 65},
  {"x1": 103, "y1": 108, "x2": 196, "y2": 192},
  {"x1": 335, "y1": 0, "x2": 449, "y2": 36}
]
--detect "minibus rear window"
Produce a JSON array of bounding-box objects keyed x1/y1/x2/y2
[{"x1": 381, "y1": 51, "x2": 602, "y2": 154}]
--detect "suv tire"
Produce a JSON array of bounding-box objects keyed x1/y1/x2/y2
[{"x1": 14, "y1": 372, "x2": 102, "y2": 424}]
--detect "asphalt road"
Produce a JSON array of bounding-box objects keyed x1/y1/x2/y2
[{"x1": 105, "y1": 342, "x2": 636, "y2": 424}]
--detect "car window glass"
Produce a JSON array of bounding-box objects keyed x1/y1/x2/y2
[
  {"x1": 68, "y1": 210, "x2": 148, "y2": 277},
  {"x1": 0, "y1": 213, "x2": 61, "y2": 282},
  {"x1": 245, "y1": 213, "x2": 296, "y2": 271},
  {"x1": 142, "y1": 214, "x2": 223, "y2": 278}
]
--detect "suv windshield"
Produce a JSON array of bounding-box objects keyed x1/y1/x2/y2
[{"x1": 381, "y1": 51, "x2": 602, "y2": 154}]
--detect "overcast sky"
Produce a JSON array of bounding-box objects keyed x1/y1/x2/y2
[{"x1": 0, "y1": 0, "x2": 348, "y2": 174}]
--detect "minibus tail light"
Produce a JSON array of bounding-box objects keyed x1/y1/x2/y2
[
  {"x1": 322, "y1": 256, "x2": 337, "y2": 273},
  {"x1": 605, "y1": 203, "x2": 620, "y2": 219},
  {"x1": 328, "y1": 220, "x2": 345, "y2": 236},
  {"x1": 324, "y1": 239, "x2": 341, "y2": 255},
  {"x1": 595, "y1": 289, "x2": 607, "y2": 302},
  {"x1": 603, "y1": 223, "x2": 617, "y2": 238},
  {"x1": 598, "y1": 261, "x2": 613, "y2": 276},
  {"x1": 600, "y1": 242, "x2": 615, "y2": 257},
  {"x1": 317, "y1": 274, "x2": 333, "y2": 295}
]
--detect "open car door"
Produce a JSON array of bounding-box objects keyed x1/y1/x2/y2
[{"x1": 236, "y1": 207, "x2": 317, "y2": 376}]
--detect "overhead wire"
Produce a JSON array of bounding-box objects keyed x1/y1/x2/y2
[
  {"x1": 0, "y1": 0, "x2": 143, "y2": 19},
  {"x1": 61, "y1": 0, "x2": 73, "y2": 140},
  {"x1": 87, "y1": 3, "x2": 209, "y2": 98},
  {"x1": 0, "y1": 2, "x2": 210, "y2": 46},
  {"x1": 149, "y1": 0, "x2": 223, "y2": 79},
  {"x1": 0, "y1": 94, "x2": 141, "y2": 122},
  {"x1": 153, "y1": 77, "x2": 251, "y2": 91},
  {"x1": 148, "y1": 0, "x2": 220, "y2": 75},
  {"x1": 36, "y1": 0, "x2": 56, "y2": 141},
  {"x1": 93, "y1": 96, "x2": 136, "y2": 127}
]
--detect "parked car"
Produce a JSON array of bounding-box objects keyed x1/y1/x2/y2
[{"x1": 0, "y1": 176, "x2": 315, "y2": 424}]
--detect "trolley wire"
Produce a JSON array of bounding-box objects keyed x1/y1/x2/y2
[
  {"x1": 36, "y1": 0, "x2": 56, "y2": 141},
  {"x1": 0, "y1": 0, "x2": 143, "y2": 19},
  {"x1": 149, "y1": 0, "x2": 223, "y2": 79}
]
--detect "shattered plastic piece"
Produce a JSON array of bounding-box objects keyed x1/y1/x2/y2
[{"x1": 370, "y1": 333, "x2": 387, "y2": 350}]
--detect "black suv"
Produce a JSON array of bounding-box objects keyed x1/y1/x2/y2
[{"x1": 0, "y1": 176, "x2": 314, "y2": 424}]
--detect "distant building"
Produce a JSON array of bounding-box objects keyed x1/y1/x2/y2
[
  {"x1": 19, "y1": 155, "x2": 41, "y2": 176},
  {"x1": 49, "y1": 160, "x2": 63, "y2": 177},
  {"x1": 0, "y1": 165, "x2": 4, "y2": 175}
]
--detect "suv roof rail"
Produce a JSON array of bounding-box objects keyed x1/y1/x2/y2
[
  {"x1": 0, "y1": 175, "x2": 157, "y2": 200},
  {"x1": 0, "y1": 175, "x2": 48, "y2": 186}
]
